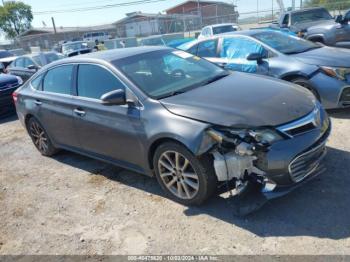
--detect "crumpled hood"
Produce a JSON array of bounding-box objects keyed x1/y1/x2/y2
[
  {"x1": 160, "y1": 73, "x2": 315, "y2": 127},
  {"x1": 291, "y1": 47, "x2": 350, "y2": 67},
  {"x1": 291, "y1": 19, "x2": 335, "y2": 32}
]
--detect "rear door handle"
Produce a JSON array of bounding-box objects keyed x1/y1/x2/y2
[
  {"x1": 74, "y1": 108, "x2": 86, "y2": 117},
  {"x1": 34, "y1": 100, "x2": 42, "y2": 106}
]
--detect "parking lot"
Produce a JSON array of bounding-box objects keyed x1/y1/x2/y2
[{"x1": 0, "y1": 108, "x2": 349, "y2": 255}]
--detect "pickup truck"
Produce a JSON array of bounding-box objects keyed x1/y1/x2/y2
[{"x1": 271, "y1": 7, "x2": 350, "y2": 48}]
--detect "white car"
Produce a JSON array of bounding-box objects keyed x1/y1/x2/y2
[
  {"x1": 198, "y1": 23, "x2": 241, "y2": 40},
  {"x1": 83, "y1": 32, "x2": 110, "y2": 42}
]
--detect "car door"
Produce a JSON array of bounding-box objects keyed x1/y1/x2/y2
[
  {"x1": 22, "y1": 58, "x2": 38, "y2": 82},
  {"x1": 72, "y1": 63, "x2": 145, "y2": 169},
  {"x1": 219, "y1": 36, "x2": 269, "y2": 74},
  {"x1": 34, "y1": 64, "x2": 78, "y2": 147},
  {"x1": 196, "y1": 39, "x2": 223, "y2": 65},
  {"x1": 8, "y1": 57, "x2": 25, "y2": 78}
]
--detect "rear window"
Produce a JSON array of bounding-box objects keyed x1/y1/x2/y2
[{"x1": 213, "y1": 25, "x2": 237, "y2": 35}]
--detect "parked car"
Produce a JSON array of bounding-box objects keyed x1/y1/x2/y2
[
  {"x1": 272, "y1": 7, "x2": 350, "y2": 48},
  {"x1": 0, "y1": 73, "x2": 22, "y2": 116},
  {"x1": 0, "y1": 50, "x2": 16, "y2": 73},
  {"x1": 178, "y1": 30, "x2": 350, "y2": 109},
  {"x1": 61, "y1": 41, "x2": 92, "y2": 57},
  {"x1": 83, "y1": 32, "x2": 110, "y2": 42},
  {"x1": 14, "y1": 47, "x2": 330, "y2": 206},
  {"x1": 7, "y1": 52, "x2": 64, "y2": 83},
  {"x1": 139, "y1": 35, "x2": 195, "y2": 48},
  {"x1": 198, "y1": 23, "x2": 241, "y2": 40}
]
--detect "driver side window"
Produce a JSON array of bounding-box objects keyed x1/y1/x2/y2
[{"x1": 345, "y1": 11, "x2": 350, "y2": 21}]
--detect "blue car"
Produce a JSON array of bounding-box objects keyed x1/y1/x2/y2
[
  {"x1": 178, "y1": 30, "x2": 350, "y2": 109},
  {"x1": 0, "y1": 73, "x2": 22, "y2": 116}
]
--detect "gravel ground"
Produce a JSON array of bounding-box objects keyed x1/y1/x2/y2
[{"x1": 0, "y1": 109, "x2": 350, "y2": 255}]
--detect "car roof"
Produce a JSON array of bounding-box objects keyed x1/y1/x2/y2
[
  {"x1": 47, "y1": 46, "x2": 172, "y2": 66},
  {"x1": 286, "y1": 7, "x2": 327, "y2": 14},
  {"x1": 210, "y1": 23, "x2": 239, "y2": 28}
]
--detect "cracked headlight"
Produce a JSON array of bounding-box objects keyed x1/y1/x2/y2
[
  {"x1": 248, "y1": 129, "x2": 284, "y2": 144},
  {"x1": 320, "y1": 66, "x2": 350, "y2": 81}
]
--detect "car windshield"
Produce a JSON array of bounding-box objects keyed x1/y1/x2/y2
[
  {"x1": 113, "y1": 50, "x2": 227, "y2": 99},
  {"x1": 62, "y1": 42, "x2": 88, "y2": 53},
  {"x1": 141, "y1": 37, "x2": 166, "y2": 46},
  {"x1": 253, "y1": 31, "x2": 320, "y2": 54},
  {"x1": 44, "y1": 53, "x2": 64, "y2": 64},
  {"x1": 291, "y1": 9, "x2": 332, "y2": 25},
  {"x1": 213, "y1": 25, "x2": 237, "y2": 35}
]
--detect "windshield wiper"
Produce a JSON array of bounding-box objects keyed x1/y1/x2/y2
[
  {"x1": 201, "y1": 72, "x2": 230, "y2": 86},
  {"x1": 158, "y1": 91, "x2": 186, "y2": 99}
]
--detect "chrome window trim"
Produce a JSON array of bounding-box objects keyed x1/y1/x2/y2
[{"x1": 30, "y1": 62, "x2": 143, "y2": 108}]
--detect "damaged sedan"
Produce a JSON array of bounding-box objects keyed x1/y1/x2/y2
[{"x1": 14, "y1": 47, "x2": 331, "y2": 206}]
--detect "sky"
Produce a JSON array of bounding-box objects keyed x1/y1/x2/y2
[
  {"x1": 21, "y1": 0, "x2": 299, "y2": 28},
  {"x1": 0, "y1": 0, "x2": 298, "y2": 41}
]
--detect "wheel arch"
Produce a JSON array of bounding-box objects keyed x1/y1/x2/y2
[{"x1": 148, "y1": 137, "x2": 198, "y2": 170}]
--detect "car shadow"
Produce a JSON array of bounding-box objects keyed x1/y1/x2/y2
[
  {"x1": 327, "y1": 107, "x2": 350, "y2": 119},
  {"x1": 53, "y1": 145, "x2": 350, "y2": 240},
  {"x1": 0, "y1": 113, "x2": 18, "y2": 124}
]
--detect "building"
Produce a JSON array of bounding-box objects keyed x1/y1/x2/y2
[
  {"x1": 165, "y1": 0, "x2": 239, "y2": 25},
  {"x1": 113, "y1": 12, "x2": 198, "y2": 37},
  {"x1": 17, "y1": 24, "x2": 117, "y2": 51}
]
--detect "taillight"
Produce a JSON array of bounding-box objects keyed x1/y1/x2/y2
[{"x1": 12, "y1": 92, "x2": 18, "y2": 103}]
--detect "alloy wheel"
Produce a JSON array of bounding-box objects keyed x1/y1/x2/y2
[
  {"x1": 158, "y1": 151, "x2": 199, "y2": 200},
  {"x1": 29, "y1": 121, "x2": 49, "y2": 153}
]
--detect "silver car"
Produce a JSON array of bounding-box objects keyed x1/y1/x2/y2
[{"x1": 179, "y1": 30, "x2": 350, "y2": 109}]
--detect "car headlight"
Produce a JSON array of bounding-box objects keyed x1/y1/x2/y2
[
  {"x1": 248, "y1": 129, "x2": 284, "y2": 144},
  {"x1": 207, "y1": 128, "x2": 284, "y2": 145},
  {"x1": 320, "y1": 66, "x2": 350, "y2": 81}
]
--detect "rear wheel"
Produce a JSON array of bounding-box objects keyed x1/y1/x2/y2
[
  {"x1": 27, "y1": 117, "x2": 58, "y2": 156},
  {"x1": 153, "y1": 142, "x2": 217, "y2": 205},
  {"x1": 291, "y1": 77, "x2": 321, "y2": 101}
]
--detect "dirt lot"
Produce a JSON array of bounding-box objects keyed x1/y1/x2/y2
[{"x1": 1, "y1": 110, "x2": 350, "y2": 255}]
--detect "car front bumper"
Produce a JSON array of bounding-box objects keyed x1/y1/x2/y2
[{"x1": 309, "y1": 71, "x2": 350, "y2": 109}]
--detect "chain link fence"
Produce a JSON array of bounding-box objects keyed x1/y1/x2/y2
[{"x1": 5, "y1": 1, "x2": 350, "y2": 51}]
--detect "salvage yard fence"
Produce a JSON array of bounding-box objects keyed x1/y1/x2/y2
[{"x1": 8, "y1": 1, "x2": 350, "y2": 51}]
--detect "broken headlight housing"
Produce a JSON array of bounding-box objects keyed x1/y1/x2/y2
[
  {"x1": 207, "y1": 127, "x2": 284, "y2": 145},
  {"x1": 320, "y1": 66, "x2": 350, "y2": 81}
]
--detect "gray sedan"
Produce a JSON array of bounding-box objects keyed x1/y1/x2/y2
[{"x1": 178, "y1": 30, "x2": 350, "y2": 109}]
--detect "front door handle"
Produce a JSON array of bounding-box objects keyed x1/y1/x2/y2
[
  {"x1": 74, "y1": 108, "x2": 86, "y2": 117},
  {"x1": 34, "y1": 100, "x2": 42, "y2": 106}
]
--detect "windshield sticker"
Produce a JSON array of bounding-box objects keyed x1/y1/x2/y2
[{"x1": 172, "y1": 50, "x2": 193, "y2": 59}]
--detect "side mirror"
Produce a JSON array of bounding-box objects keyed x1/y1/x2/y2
[
  {"x1": 101, "y1": 89, "x2": 126, "y2": 106},
  {"x1": 247, "y1": 51, "x2": 268, "y2": 64},
  {"x1": 335, "y1": 15, "x2": 344, "y2": 24},
  {"x1": 27, "y1": 65, "x2": 38, "y2": 70}
]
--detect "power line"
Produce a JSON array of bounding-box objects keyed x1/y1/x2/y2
[{"x1": 33, "y1": 0, "x2": 167, "y2": 15}]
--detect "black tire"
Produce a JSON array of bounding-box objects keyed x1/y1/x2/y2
[
  {"x1": 291, "y1": 77, "x2": 321, "y2": 101},
  {"x1": 153, "y1": 142, "x2": 217, "y2": 205},
  {"x1": 27, "y1": 117, "x2": 58, "y2": 156}
]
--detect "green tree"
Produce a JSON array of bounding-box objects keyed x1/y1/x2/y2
[
  {"x1": 304, "y1": 0, "x2": 350, "y2": 10},
  {"x1": 0, "y1": 1, "x2": 33, "y2": 39}
]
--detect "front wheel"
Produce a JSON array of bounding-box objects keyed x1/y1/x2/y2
[
  {"x1": 153, "y1": 142, "x2": 217, "y2": 205},
  {"x1": 291, "y1": 77, "x2": 321, "y2": 101}
]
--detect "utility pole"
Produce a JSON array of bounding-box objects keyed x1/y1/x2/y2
[
  {"x1": 300, "y1": 0, "x2": 303, "y2": 9},
  {"x1": 51, "y1": 17, "x2": 57, "y2": 34}
]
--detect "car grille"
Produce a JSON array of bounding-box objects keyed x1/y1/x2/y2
[
  {"x1": 288, "y1": 141, "x2": 327, "y2": 183},
  {"x1": 340, "y1": 87, "x2": 350, "y2": 105}
]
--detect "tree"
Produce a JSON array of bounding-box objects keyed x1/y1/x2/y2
[
  {"x1": 304, "y1": 0, "x2": 350, "y2": 11},
  {"x1": 0, "y1": 1, "x2": 33, "y2": 39}
]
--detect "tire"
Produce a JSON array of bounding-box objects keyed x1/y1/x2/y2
[
  {"x1": 291, "y1": 77, "x2": 321, "y2": 101},
  {"x1": 153, "y1": 142, "x2": 217, "y2": 205},
  {"x1": 27, "y1": 117, "x2": 58, "y2": 156}
]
